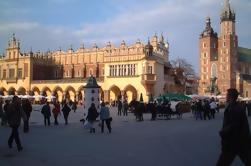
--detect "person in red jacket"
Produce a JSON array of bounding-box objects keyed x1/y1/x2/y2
[{"x1": 52, "y1": 101, "x2": 61, "y2": 125}]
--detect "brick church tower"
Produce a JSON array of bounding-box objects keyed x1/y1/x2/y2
[{"x1": 199, "y1": 0, "x2": 238, "y2": 96}]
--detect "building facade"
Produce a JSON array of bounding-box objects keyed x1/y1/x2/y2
[
  {"x1": 199, "y1": 0, "x2": 251, "y2": 97},
  {"x1": 0, "y1": 33, "x2": 183, "y2": 103}
]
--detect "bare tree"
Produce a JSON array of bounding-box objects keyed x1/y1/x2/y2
[
  {"x1": 170, "y1": 58, "x2": 195, "y2": 76},
  {"x1": 170, "y1": 58, "x2": 196, "y2": 94}
]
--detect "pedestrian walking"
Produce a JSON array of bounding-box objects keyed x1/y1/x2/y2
[
  {"x1": 100, "y1": 102, "x2": 111, "y2": 133},
  {"x1": 41, "y1": 102, "x2": 51, "y2": 126},
  {"x1": 216, "y1": 88, "x2": 251, "y2": 165},
  {"x1": 86, "y1": 103, "x2": 99, "y2": 133},
  {"x1": 6, "y1": 96, "x2": 27, "y2": 152},
  {"x1": 62, "y1": 102, "x2": 71, "y2": 125},
  {"x1": 123, "y1": 100, "x2": 129, "y2": 116},
  {"x1": 22, "y1": 99, "x2": 32, "y2": 133},
  {"x1": 117, "y1": 99, "x2": 122, "y2": 116},
  {"x1": 52, "y1": 101, "x2": 61, "y2": 125}
]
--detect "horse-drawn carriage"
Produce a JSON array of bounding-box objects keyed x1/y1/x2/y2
[{"x1": 157, "y1": 101, "x2": 191, "y2": 120}]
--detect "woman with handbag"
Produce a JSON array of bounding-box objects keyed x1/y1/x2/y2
[{"x1": 100, "y1": 102, "x2": 112, "y2": 133}]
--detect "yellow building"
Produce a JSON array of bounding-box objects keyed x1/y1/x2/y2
[{"x1": 0, "y1": 33, "x2": 179, "y2": 103}]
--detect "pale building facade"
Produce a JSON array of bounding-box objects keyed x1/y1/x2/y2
[
  {"x1": 0, "y1": 33, "x2": 177, "y2": 103},
  {"x1": 199, "y1": 0, "x2": 251, "y2": 97}
]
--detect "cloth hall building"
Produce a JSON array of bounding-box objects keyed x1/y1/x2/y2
[{"x1": 0, "y1": 33, "x2": 183, "y2": 103}]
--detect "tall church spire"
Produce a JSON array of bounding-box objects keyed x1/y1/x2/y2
[{"x1": 221, "y1": 0, "x2": 235, "y2": 22}]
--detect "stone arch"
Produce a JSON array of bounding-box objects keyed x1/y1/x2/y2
[
  {"x1": 109, "y1": 85, "x2": 121, "y2": 102},
  {"x1": 123, "y1": 84, "x2": 137, "y2": 102},
  {"x1": 8, "y1": 87, "x2": 16, "y2": 95},
  {"x1": 41, "y1": 86, "x2": 52, "y2": 97},
  {"x1": 32, "y1": 86, "x2": 40, "y2": 96},
  {"x1": 77, "y1": 85, "x2": 84, "y2": 103},
  {"x1": 53, "y1": 86, "x2": 64, "y2": 102},
  {"x1": 0, "y1": 87, "x2": 7, "y2": 96},
  {"x1": 17, "y1": 87, "x2": 26, "y2": 95},
  {"x1": 65, "y1": 86, "x2": 76, "y2": 102}
]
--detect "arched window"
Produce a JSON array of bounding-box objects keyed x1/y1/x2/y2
[{"x1": 211, "y1": 63, "x2": 217, "y2": 78}]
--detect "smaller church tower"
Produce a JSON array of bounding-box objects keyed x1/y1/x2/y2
[
  {"x1": 199, "y1": 17, "x2": 218, "y2": 94},
  {"x1": 83, "y1": 76, "x2": 101, "y2": 117}
]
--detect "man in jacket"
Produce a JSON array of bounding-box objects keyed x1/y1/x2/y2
[
  {"x1": 216, "y1": 88, "x2": 251, "y2": 165},
  {"x1": 41, "y1": 101, "x2": 51, "y2": 126},
  {"x1": 6, "y1": 96, "x2": 27, "y2": 152},
  {"x1": 100, "y1": 102, "x2": 111, "y2": 133}
]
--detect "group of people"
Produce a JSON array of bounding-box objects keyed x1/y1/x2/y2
[
  {"x1": 191, "y1": 98, "x2": 219, "y2": 120},
  {"x1": 85, "y1": 102, "x2": 112, "y2": 134},
  {"x1": 0, "y1": 96, "x2": 27, "y2": 152},
  {"x1": 40, "y1": 100, "x2": 73, "y2": 126},
  {"x1": 1, "y1": 88, "x2": 250, "y2": 166}
]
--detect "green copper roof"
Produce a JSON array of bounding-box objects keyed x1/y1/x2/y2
[{"x1": 238, "y1": 47, "x2": 251, "y2": 63}]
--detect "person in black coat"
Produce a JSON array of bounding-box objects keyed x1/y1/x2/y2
[
  {"x1": 117, "y1": 100, "x2": 122, "y2": 116},
  {"x1": 41, "y1": 102, "x2": 51, "y2": 126},
  {"x1": 86, "y1": 103, "x2": 99, "y2": 133},
  {"x1": 22, "y1": 99, "x2": 32, "y2": 132},
  {"x1": 6, "y1": 96, "x2": 27, "y2": 152},
  {"x1": 62, "y1": 102, "x2": 71, "y2": 125},
  {"x1": 216, "y1": 88, "x2": 251, "y2": 165}
]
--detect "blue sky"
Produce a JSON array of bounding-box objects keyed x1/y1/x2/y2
[{"x1": 0, "y1": 0, "x2": 250, "y2": 73}]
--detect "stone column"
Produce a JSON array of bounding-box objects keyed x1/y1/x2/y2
[
  {"x1": 121, "y1": 90, "x2": 125, "y2": 102},
  {"x1": 75, "y1": 91, "x2": 79, "y2": 102}
]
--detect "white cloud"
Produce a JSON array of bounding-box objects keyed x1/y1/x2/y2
[
  {"x1": 0, "y1": 0, "x2": 250, "y2": 72},
  {"x1": 0, "y1": 22, "x2": 39, "y2": 31}
]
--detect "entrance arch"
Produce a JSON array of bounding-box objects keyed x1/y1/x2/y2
[
  {"x1": 109, "y1": 85, "x2": 121, "y2": 102},
  {"x1": 123, "y1": 85, "x2": 137, "y2": 102},
  {"x1": 0, "y1": 87, "x2": 7, "y2": 96},
  {"x1": 17, "y1": 87, "x2": 26, "y2": 95},
  {"x1": 32, "y1": 86, "x2": 40, "y2": 96},
  {"x1": 53, "y1": 86, "x2": 64, "y2": 102},
  {"x1": 65, "y1": 86, "x2": 76, "y2": 102},
  {"x1": 41, "y1": 86, "x2": 52, "y2": 97},
  {"x1": 77, "y1": 85, "x2": 84, "y2": 103},
  {"x1": 8, "y1": 87, "x2": 16, "y2": 95}
]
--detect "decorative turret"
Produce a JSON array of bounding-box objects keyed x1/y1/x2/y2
[
  {"x1": 6, "y1": 33, "x2": 20, "y2": 59},
  {"x1": 120, "y1": 40, "x2": 126, "y2": 47},
  {"x1": 200, "y1": 17, "x2": 218, "y2": 38},
  {"x1": 159, "y1": 33, "x2": 164, "y2": 44},
  {"x1": 151, "y1": 33, "x2": 158, "y2": 44},
  {"x1": 220, "y1": 0, "x2": 235, "y2": 22},
  {"x1": 145, "y1": 37, "x2": 153, "y2": 56},
  {"x1": 106, "y1": 41, "x2": 111, "y2": 48},
  {"x1": 93, "y1": 43, "x2": 98, "y2": 49}
]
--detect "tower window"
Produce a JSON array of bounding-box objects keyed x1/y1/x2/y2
[
  {"x1": 203, "y1": 43, "x2": 206, "y2": 48},
  {"x1": 17, "y1": 68, "x2": 22, "y2": 78},
  {"x1": 223, "y1": 42, "x2": 226, "y2": 47},
  {"x1": 203, "y1": 52, "x2": 207, "y2": 58}
]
